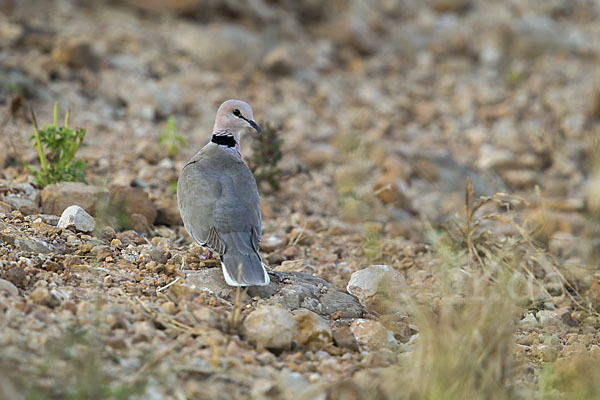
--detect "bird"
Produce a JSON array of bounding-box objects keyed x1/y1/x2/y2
[{"x1": 177, "y1": 99, "x2": 269, "y2": 286}]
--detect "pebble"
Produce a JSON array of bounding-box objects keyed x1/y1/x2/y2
[
  {"x1": 346, "y1": 265, "x2": 408, "y2": 314},
  {"x1": 52, "y1": 38, "x2": 101, "y2": 69},
  {"x1": 58, "y1": 205, "x2": 96, "y2": 233},
  {"x1": 294, "y1": 309, "x2": 332, "y2": 350},
  {"x1": 243, "y1": 304, "x2": 298, "y2": 350},
  {"x1": 5, "y1": 266, "x2": 26, "y2": 287},
  {"x1": 350, "y1": 319, "x2": 398, "y2": 351},
  {"x1": 28, "y1": 286, "x2": 60, "y2": 307},
  {"x1": 332, "y1": 326, "x2": 359, "y2": 351},
  {"x1": 261, "y1": 46, "x2": 295, "y2": 76},
  {"x1": 0, "y1": 278, "x2": 18, "y2": 296}
]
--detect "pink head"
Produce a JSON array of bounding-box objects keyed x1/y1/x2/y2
[{"x1": 213, "y1": 99, "x2": 261, "y2": 134}]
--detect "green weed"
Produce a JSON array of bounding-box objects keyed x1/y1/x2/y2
[
  {"x1": 27, "y1": 104, "x2": 86, "y2": 187},
  {"x1": 158, "y1": 116, "x2": 186, "y2": 158},
  {"x1": 248, "y1": 123, "x2": 283, "y2": 191}
]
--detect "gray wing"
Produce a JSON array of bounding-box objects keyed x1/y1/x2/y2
[
  {"x1": 177, "y1": 155, "x2": 226, "y2": 253},
  {"x1": 214, "y1": 161, "x2": 262, "y2": 251}
]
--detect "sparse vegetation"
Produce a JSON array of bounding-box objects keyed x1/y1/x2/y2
[
  {"x1": 26, "y1": 104, "x2": 86, "y2": 187},
  {"x1": 248, "y1": 123, "x2": 283, "y2": 190},
  {"x1": 158, "y1": 116, "x2": 186, "y2": 158}
]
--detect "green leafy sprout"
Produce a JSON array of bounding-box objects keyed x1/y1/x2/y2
[
  {"x1": 27, "y1": 104, "x2": 86, "y2": 187},
  {"x1": 159, "y1": 116, "x2": 186, "y2": 158}
]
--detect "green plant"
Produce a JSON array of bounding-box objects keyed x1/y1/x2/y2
[
  {"x1": 158, "y1": 116, "x2": 186, "y2": 158},
  {"x1": 506, "y1": 67, "x2": 525, "y2": 87},
  {"x1": 248, "y1": 123, "x2": 283, "y2": 191},
  {"x1": 27, "y1": 104, "x2": 86, "y2": 187}
]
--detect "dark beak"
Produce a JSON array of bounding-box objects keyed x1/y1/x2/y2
[{"x1": 247, "y1": 119, "x2": 262, "y2": 133}]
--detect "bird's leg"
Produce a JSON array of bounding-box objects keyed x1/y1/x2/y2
[{"x1": 200, "y1": 249, "x2": 215, "y2": 260}]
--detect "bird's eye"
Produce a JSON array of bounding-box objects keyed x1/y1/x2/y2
[{"x1": 232, "y1": 109, "x2": 241, "y2": 117}]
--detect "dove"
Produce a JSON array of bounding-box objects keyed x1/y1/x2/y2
[{"x1": 177, "y1": 99, "x2": 269, "y2": 286}]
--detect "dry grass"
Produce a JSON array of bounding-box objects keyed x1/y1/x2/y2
[{"x1": 345, "y1": 180, "x2": 600, "y2": 400}]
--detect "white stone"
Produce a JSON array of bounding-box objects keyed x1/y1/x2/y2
[
  {"x1": 350, "y1": 319, "x2": 398, "y2": 351},
  {"x1": 243, "y1": 304, "x2": 298, "y2": 350},
  {"x1": 58, "y1": 205, "x2": 96, "y2": 233},
  {"x1": 537, "y1": 310, "x2": 561, "y2": 327},
  {"x1": 519, "y1": 313, "x2": 538, "y2": 329},
  {"x1": 346, "y1": 264, "x2": 408, "y2": 313}
]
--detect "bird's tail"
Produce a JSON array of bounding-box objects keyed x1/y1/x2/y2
[{"x1": 220, "y1": 252, "x2": 270, "y2": 287}]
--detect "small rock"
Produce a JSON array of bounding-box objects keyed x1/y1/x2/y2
[
  {"x1": 274, "y1": 260, "x2": 314, "y2": 274},
  {"x1": 350, "y1": 319, "x2": 398, "y2": 351},
  {"x1": 537, "y1": 310, "x2": 562, "y2": 327},
  {"x1": 381, "y1": 155, "x2": 408, "y2": 180},
  {"x1": 0, "y1": 278, "x2": 18, "y2": 296},
  {"x1": 102, "y1": 226, "x2": 117, "y2": 241},
  {"x1": 29, "y1": 286, "x2": 48, "y2": 304},
  {"x1": 501, "y1": 169, "x2": 538, "y2": 189},
  {"x1": 372, "y1": 174, "x2": 406, "y2": 207},
  {"x1": 332, "y1": 325, "x2": 359, "y2": 351},
  {"x1": 289, "y1": 228, "x2": 315, "y2": 246},
  {"x1": 149, "y1": 247, "x2": 169, "y2": 264},
  {"x1": 319, "y1": 289, "x2": 363, "y2": 318},
  {"x1": 262, "y1": 47, "x2": 295, "y2": 76},
  {"x1": 4, "y1": 195, "x2": 38, "y2": 215},
  {"x1": 28, "y1": 286, "x2": 60, "y2": 307},
  {"x1": 91, "y1": 245, "x2": 112, "y2": 262},
  {"x1": 294, "y1": 309, "x2": 332, "y2": 350},
  {"x1": 109, "y1": 186, "x2": 157, "y2": 226},
  {"x1": 186, "y1": 268, "x2": 233, "y2": 299},
  {"x1": 347, "y1": 265, "x2": 408, "y2": 314},
  {"x1": 477, "y1": 146, "x2": 515, "y2": 170},
  {"x1": 277, "y1": 370, "x2": 325, "y2": 400},
  {"x1": 260, "y1": 198, "x2": 275, "y2": 219},
  {"x1": 130, "y1": 213, "x2": 151, "y2": 235},
  {"x1": 17, "y1": 236, "x2": 61, "y2": 254},
  {"x1": 192, "y1": 307, "x2": 226, "y2": 330},
  {"x1": 132, "y1": 320, "x2": 155, "y2": 342},
  {"x1": 41, "y1": 182, "x2": 109, "y2": 216},
  {"x1": 58, "y1": 205, "x2": 96, "y2": 233},
  {"x1": 134, "y1": 141, "x2": 162, "y2": 165},
  {"x1": 0, "y1": 201, "x2": 11, "y2": 213},
  {"x1": 161, "y1": 301, "x2": 177, "y2": 315},
  {"x1": 412, "y1": 158, "x2": 439, "y2": 181},
  {"x1": 433, "y1": 0, "x2": 471, "y2": 13},
  {"x1": 5, "y1": 266, "x2": 26, "y2": 287},
  {"x1": 304, "y1": 144, "x2": 337, "y2": 168},
  {"x1": 259, "y1": 235, "x2": 286, "y2": 253},
  {"x1": 52, "y1": 38, "x2": 100, "y2": 70},
  {"x1": 519, "y1": 313, "x2": 538, "y2": 329},
  {"x1": 116, "y1": 230, "x2": 145, "y2": 245},
  {"x1": 379, "y1": 313, "x2": 413, "y2": 343},
  {"x1": 413, "y1": 101, "x2": 436, "y2": 125},
  {"x1": 243, "y1": 304, "x2": 298, "y2": 350},
  {"x1": 155, "y1": 196, "x2": 182, "y2": 226}
]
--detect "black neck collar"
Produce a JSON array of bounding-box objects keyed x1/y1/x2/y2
[{"x1": 211, "y1": 133, "x2": 236, "y2": 147}]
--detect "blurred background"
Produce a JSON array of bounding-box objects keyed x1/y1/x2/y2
[
  {"x1": 3, "y1": 0, "x2": 600, "y2": 398},
  {"x1": 1, "y1": 0, "x2": 599, "y2": 239}
]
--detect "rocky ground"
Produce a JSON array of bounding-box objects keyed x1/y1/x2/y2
[{"x1": 2, "y1": 0, "x2": 600, "y2": 399}]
